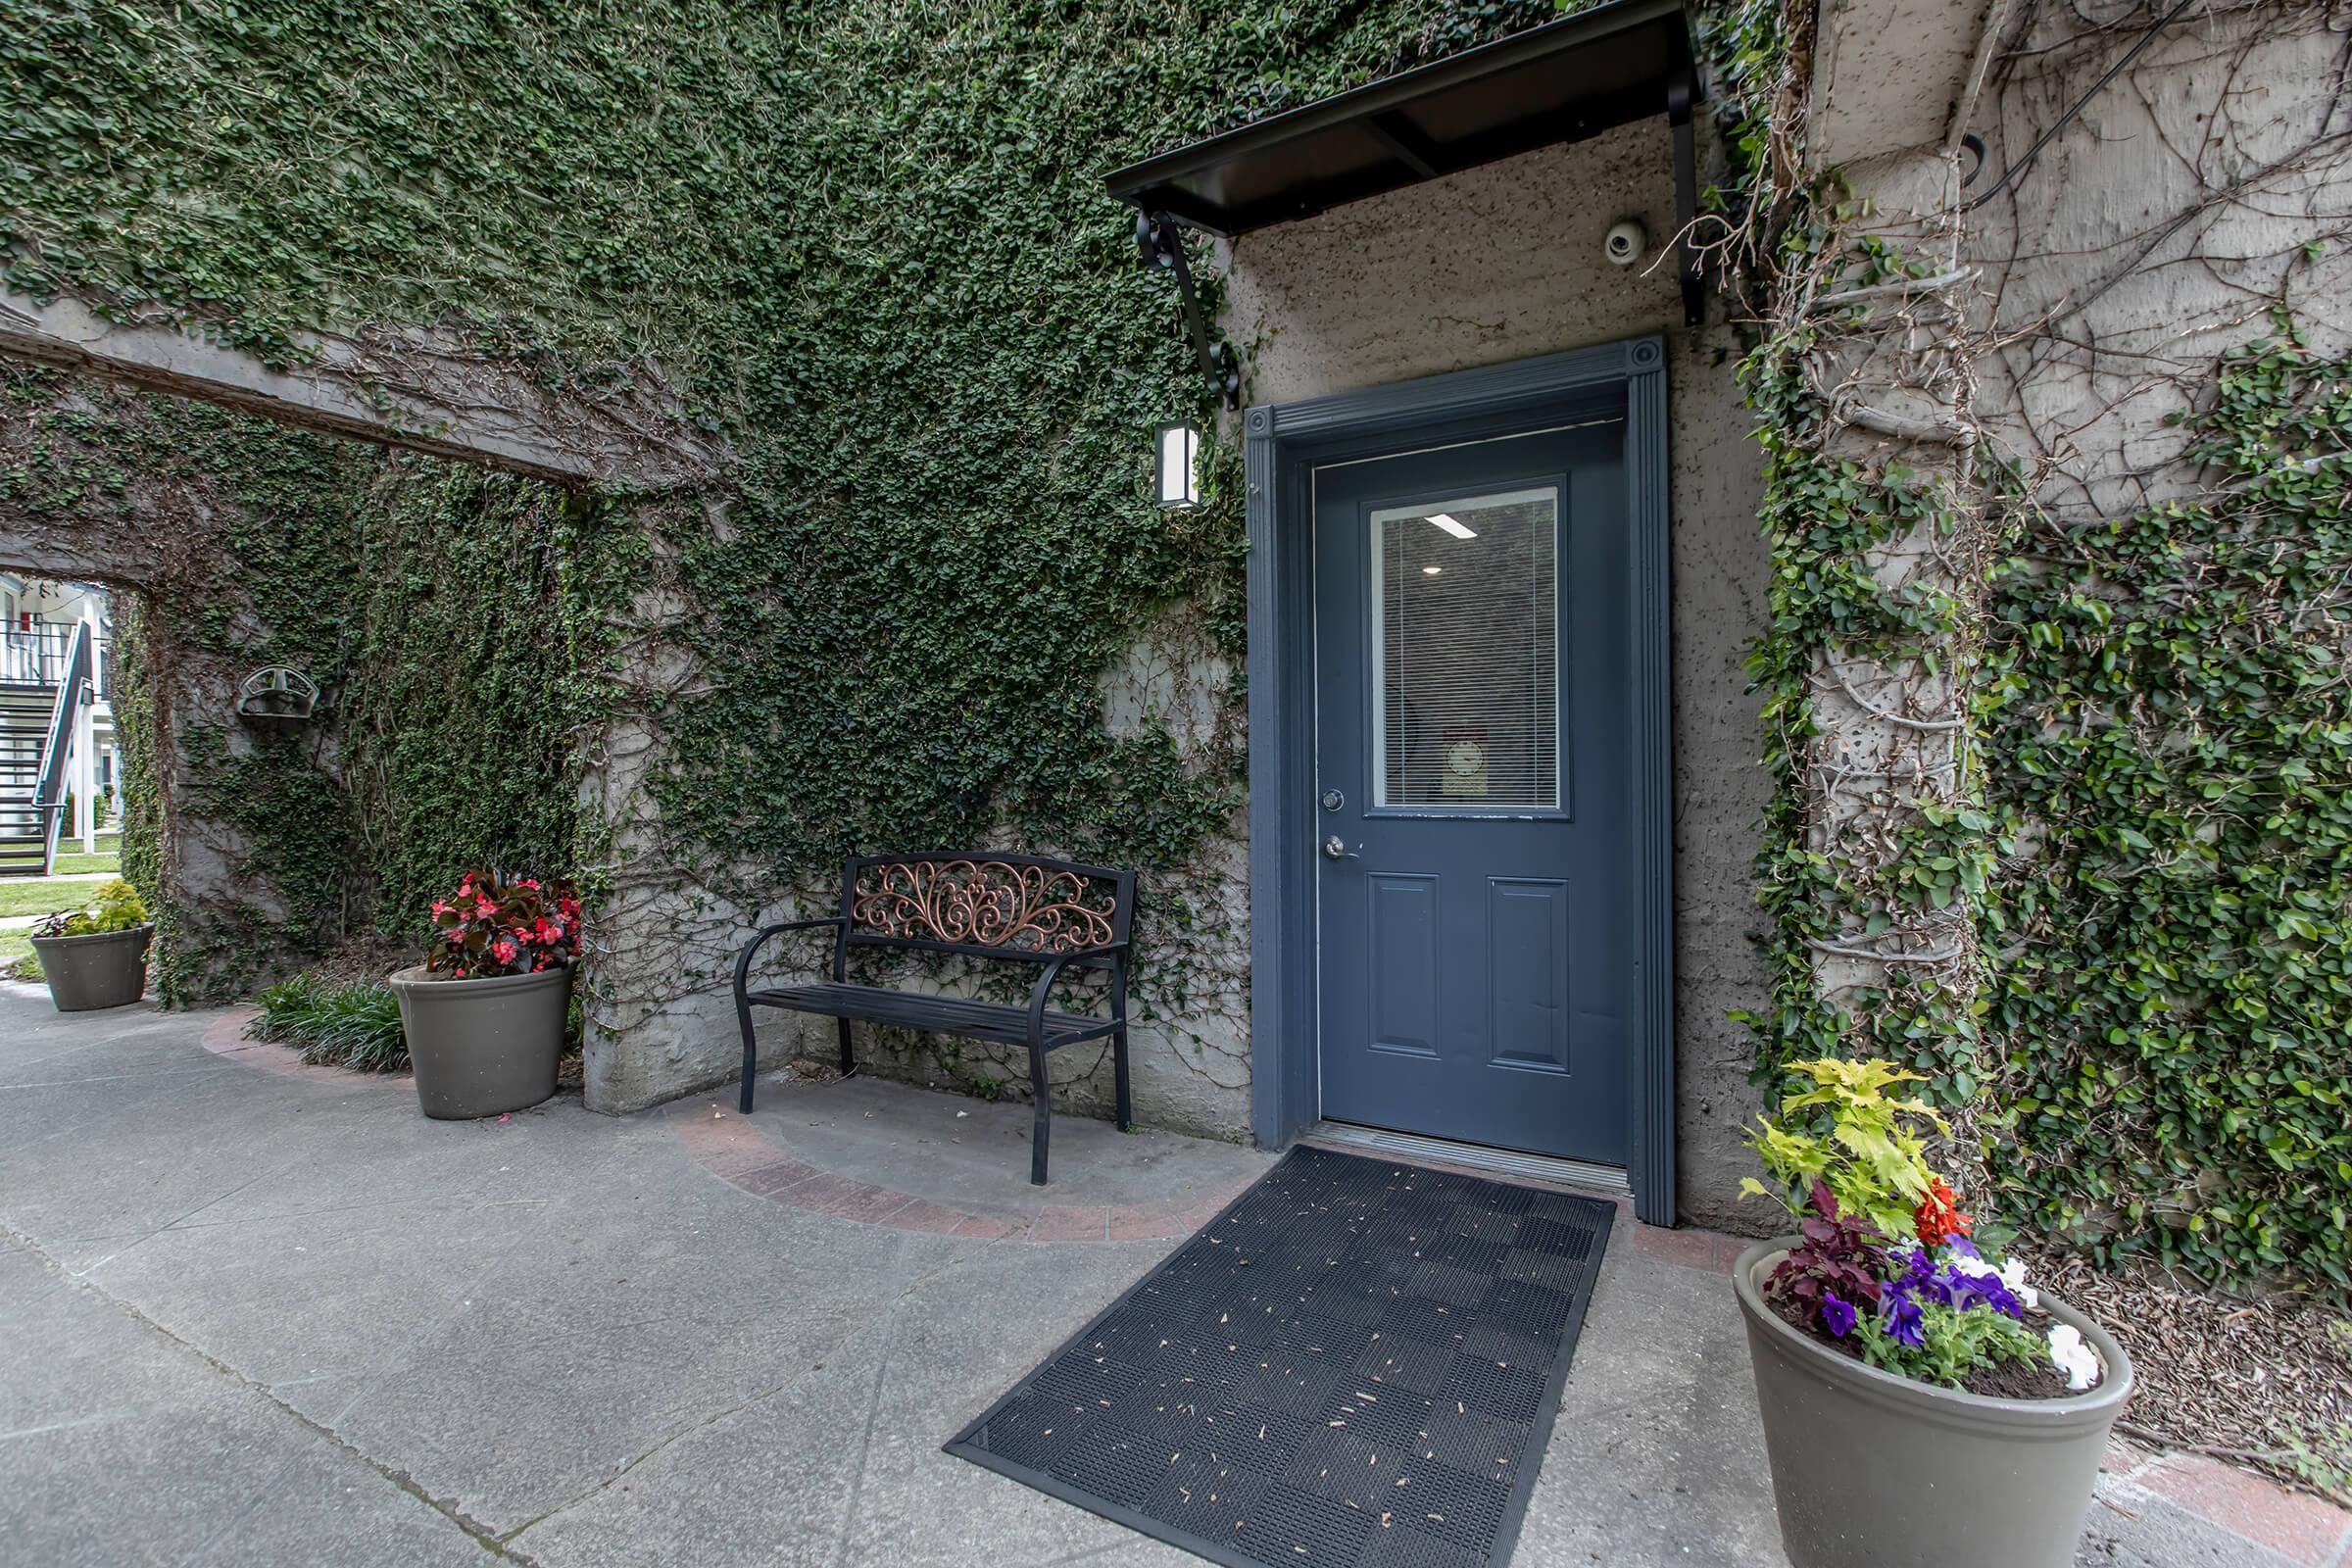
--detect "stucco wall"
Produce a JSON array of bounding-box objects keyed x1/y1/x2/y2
[
  {"x1": 1964, "y1": 2, "x2": 2352, "y2": 514},
  {"x1": 1221, "y1": 120, "x2": 1771, "y2": 1227}
]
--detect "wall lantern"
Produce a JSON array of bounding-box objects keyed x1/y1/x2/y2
[{"x1": 1155, "y1": 420, "x2": 1200, "y2": 510}]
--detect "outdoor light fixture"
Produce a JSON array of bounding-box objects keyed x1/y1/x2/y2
[
  {"x1": 1155, "y1": 420, "x2": 1200, "y2": 509},
  {"x1": 1422, "y1": 565, "x2": 1444, "y2": 576},
  {"x1": 1427, "y1": 513, "x2": 1477, "y2": 539}
]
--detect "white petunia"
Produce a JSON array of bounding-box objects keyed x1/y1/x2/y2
[
  {"x1": 1998, "y1": 1256, "x2": 2039, "y2": 1310},
  {"x1": 2047, "y1": 1324, "x2": 2100, "y2": 1392},
  {"x1": 1949, "y1": 1249, "x2": 2041, "y2": 1311}
]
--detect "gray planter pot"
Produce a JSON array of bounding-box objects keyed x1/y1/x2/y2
[
  {"x1": 29, "y1": 923, "x2": 152, "y2": 1011},
  {"x1": 388, "y1": 963, "x2": 570, "y2": 1119},
  {"x1": 1735, "y1": 1237, "x2": 2132, "y2": 1568}
]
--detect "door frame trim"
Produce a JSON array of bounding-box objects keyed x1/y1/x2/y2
[{"x1": 1242, "y1": 335, "x2": 1677, "y2": 1225}]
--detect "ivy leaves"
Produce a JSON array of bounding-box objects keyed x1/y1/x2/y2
[{"x1": 1980, "y1": 321, "x2": 2352, "y2": 1288}]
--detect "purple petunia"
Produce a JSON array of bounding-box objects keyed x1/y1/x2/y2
[
  {"x1": 1946, "y1": 1267, "x2": 2025, "y2": 1320},
  {"x1": 1883, "y1": 1294, "x2": 1927, "y2": 1348},
  {"x1": 1820, "y1": 1292, "x2": 1857, "y2": 1338}
]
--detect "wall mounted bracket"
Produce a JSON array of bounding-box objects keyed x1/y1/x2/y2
[
  {"x1": 1136, "y1": 213, "x2": 1242, "y2": 410},
  {"x1": 1667, "y1": 65, "x2": 1702, "y2": 329}
]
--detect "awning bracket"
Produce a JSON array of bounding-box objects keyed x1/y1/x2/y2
[
  {"x1": 1137, "y1": 212, "x2": 1243, "y2": 411},
  {"x1": 1667, "y1": 65, "x2": 1702, "y2": 328}
]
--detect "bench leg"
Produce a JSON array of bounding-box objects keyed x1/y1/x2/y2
[
  {"x1": 1028, "y1": 1041, "x2": 1051, "y2": 1186},
  {"x1": 735, "y1": 995, "x2": 759, "y2": 1114},
  {"x1": 1112, "y1": 1027, "x2": 1133, "y2": 1133},
  {"x1": 837, "y1": 1016, "x2": 855, "y2": 1075}
]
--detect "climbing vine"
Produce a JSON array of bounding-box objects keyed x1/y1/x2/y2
[
  {"x1": 1708, "y1": 0, "x2": 2352, "y2": 1294},
  {"x1": 1981, "y1": 315, "x2": 2352, "y2": 1289},
  {"x1": 4, "y1": 0, "x2": 1569, "y2": 1108},
  {"x1": 0, "y1": 361, "x2": 603, "y2": 1002}
]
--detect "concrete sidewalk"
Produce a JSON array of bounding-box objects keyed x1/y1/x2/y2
[{"x1": 0, "y1": 982, "x2": 2340, "y2": 1567}]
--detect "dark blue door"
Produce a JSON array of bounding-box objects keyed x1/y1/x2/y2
[{"x1": 1313, "y1": 423, "x2": 1629, "y2": 1164}]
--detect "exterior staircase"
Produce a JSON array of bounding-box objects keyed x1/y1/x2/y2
[
  {"x1": 0, "y1": 683, "x2": 49, "y2": 874},
  {"x1": 0, "y1": 622, "x2": 94, "y2": 877}
]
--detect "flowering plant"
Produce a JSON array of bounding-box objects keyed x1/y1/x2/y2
[
  {"x1": 423, "y1": 869, "x2": 581, "y2": 979},
  {"x1": 32, "y1": 877, "x2": 148, "y2": 939},
  {"x1": 1745, "y1": 1057, "x2": 2102, "y2": 1395}
]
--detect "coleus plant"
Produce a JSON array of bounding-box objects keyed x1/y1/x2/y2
[
  {"x1": 425, "y1": 869, "x2": 581, "y2": 979},
  {"x1": 1766, "y1": 1180, "x2": 1887, "y2": 1338},
  {"x1": 1741, "y1": 1056, "x2": 1947, "y2": 1244}
]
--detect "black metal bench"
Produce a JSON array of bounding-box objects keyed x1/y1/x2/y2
[{"x1": 732, "y1": 853, "x2": 1134, "y2": 1186}]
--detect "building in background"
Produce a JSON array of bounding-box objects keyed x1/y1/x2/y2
[{"x1": 0, "y1": 575, "x2": 116, "y2": 873}]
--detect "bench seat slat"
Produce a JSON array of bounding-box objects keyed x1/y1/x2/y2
[{"x1": 745, "y1": 982, "x2": 1116, "y2": 1050}]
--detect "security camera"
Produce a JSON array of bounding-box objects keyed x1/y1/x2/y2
[{"x1": 1605, "y1": 220, "x2": 1646, "y2": 267}]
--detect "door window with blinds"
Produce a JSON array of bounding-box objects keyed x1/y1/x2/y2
[{"x1": 1369, "y1": 487, "x2": 1562, "y2": 810}]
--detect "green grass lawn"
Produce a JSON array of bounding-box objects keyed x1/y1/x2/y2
[
  {"x1": 0, "y1": 876, "x2": 110, "y2": 919},
  {"x1": 49, "y1": 846, "x2": 121, "y2": 877},
  {"x1": 0, "y1": 929, "x2": 37, "y2": 982}
]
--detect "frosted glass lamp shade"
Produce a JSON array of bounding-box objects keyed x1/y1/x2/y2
[{"x1": 1155, "y1": 421, "x2": 1200, "y2": 509}]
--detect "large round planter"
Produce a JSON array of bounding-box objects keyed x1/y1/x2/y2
[
  {"x1": 1735, "y1": 1237, "x2": 2132, "y2": 1568},
  {"x1": 29, "y1": 923, "x2": 152, "y2": 1011},
  {"x1": 387, "y1": 963, "x2": 570, "y2": 1119}
]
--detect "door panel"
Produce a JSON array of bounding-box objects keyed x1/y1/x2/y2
[
  {"x1": 1367, "y1": 873, "x2": 1440, "y2": 1056},
  {"x1": 1314, "y1": 423, "x2": 1629, "y2": 1165},
  {"x1": 1487, "y1": 877, "x2": 1570, "y2": 1072}
]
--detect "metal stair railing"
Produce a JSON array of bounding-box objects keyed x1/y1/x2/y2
[{"x1": 26, "y1": 621, "x2": 93, "y2": 878}]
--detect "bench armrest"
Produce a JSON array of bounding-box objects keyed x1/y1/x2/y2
[
  {"x1": 733, "y1": 917, "x2": 845, "y2": 998},
  {"x1": 1025, "y1": 942, "x2": 1130, "y2": 1039}
]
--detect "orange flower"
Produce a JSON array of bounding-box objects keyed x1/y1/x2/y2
[{"x1": 1915, "y1": 1177, "x2": 1973, "y2": 1250}]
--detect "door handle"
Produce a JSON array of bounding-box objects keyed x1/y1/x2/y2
[{"x1": 1322, "y1": 835, "x2": 1359, "y2": 860}]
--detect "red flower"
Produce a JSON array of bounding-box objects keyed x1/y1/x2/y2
[
  {"x1": 1915, "y1": 1178, "x2": 1973, "y2": 1250},
  {"x1": 492, "y1": 938, "x2": 518, "y2": 966}
]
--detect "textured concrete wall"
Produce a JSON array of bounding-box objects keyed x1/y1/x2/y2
[
  {"x1": 1964, "y1": 3, "x2": 2352, "y2": 517},
  {"x1": 1222, "y1": 120, "x2": 1771, "y2": 1227}
]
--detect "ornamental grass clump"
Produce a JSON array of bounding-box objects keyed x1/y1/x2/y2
[
  {"x1": 426, "y1": 869, "x2": 580, "y2": 978},
  {"x1": 248, "y1": 972, "x2": 408, "y2": 1072},
  {"x1": 1744, "y1": 1057, "x2": 2097, "y2": 1396}
]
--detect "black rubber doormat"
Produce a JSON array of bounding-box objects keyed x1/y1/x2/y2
[{"x1": 945, "y1": 1145, "x2": 1613, "y2": 1568}]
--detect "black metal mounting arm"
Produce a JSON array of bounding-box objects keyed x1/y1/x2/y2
[
  {"x1": 1136, "y1": 212, "x2": 1242, "y2": 410},
  {"x1": 1667, "y1": 65, "x2": 1702, "y2": 330}
]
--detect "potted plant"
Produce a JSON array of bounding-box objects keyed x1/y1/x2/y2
[
  {"x1": 388, "y1": 869, "x2": 580, "y2": 1119},
  {"x1": 1734, "y1": 1058, "x2": 2133, "y2": 1568},
  {"x1": 28, "y1": 878, "x2": 153, "y2": 1011}
]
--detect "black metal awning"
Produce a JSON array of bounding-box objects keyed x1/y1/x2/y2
[{"x1": 1105, "y1": 0, "x2": 1701, "y2": 246}]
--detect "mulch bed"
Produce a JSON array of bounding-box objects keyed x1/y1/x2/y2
[{"x1": 2024, "y1": 1247, "x2": 2352, "y2": 1502}]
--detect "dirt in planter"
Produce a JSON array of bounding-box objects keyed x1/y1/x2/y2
[
  {"x1": 1961, "y1": 1351, "x2": 2076, "y2": 1401},
  {"x1": 1770, "y1": 1290, "x2": 2079, "y2": 1399}
]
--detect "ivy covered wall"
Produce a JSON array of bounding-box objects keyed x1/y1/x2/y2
[
  {"x1": 4, "y1": 0, "x2": 1576, "y2": 1132},
  {"x1": 17, "y1": 0, "x2": 2349, "y2": 1283},
  {"x1": 0, "y1": 362, "x2": 602, "y2": 1002},
  {"x1": 1719, "y1": 0, "x2": 2352, "y2": 1294}
]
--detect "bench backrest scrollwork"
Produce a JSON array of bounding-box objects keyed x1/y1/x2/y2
[{"x1": 840, "y1": 853, "x2": 1134, "y2": 961}]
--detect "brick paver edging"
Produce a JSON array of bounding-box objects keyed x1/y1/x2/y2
[
  {"x1": 200, "y1": 1006, "x2": 416, "y2": 1087},
  {"x1": 671, "y1": 1099, "x2": 1256, "y2": 1245}
]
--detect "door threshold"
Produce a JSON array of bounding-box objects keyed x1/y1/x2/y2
[{"x1": 1304, "y1": 1121, "x2": 1634, "y2": 1201}]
